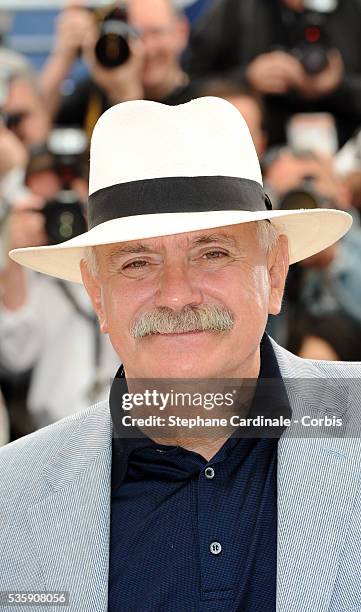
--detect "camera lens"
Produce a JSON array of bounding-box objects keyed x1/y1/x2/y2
[
  {"x1": 279, "y1": 189, "x2": 318, "y2": 210},
  {"x1": 43, "y1": 199, "x2": 87, "y2": 245},
  {"x1": 300, "y1": 44, "x2": 329, "y2": 75},
  {"x1": 95, "y1": 23, "x2": 131, "y2": 68},
  {"x1": 94, "y1": 6, "x2": 138, "y2": 69}
]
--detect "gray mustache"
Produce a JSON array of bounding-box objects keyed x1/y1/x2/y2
[{"x1": 131, "y1": 305, "x2": 234, "y2": 338}]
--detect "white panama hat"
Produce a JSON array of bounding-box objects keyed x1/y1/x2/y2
[{"x1": 10, "y1": 97, "x2": 352, "y2": 283}]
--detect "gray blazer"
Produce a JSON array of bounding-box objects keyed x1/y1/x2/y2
[{"x1": 1, "y1": 338, "x2": 361, "y2": 612}]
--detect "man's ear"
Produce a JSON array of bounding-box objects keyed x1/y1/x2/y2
[
  {"x1": 80, "y1": 259, "x2": 109, "y2": 334},
  {"x1": 268, "y1": 234, "x2": 289, "y2": 316}
]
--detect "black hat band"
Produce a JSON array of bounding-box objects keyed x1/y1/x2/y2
[{"x1": 88, "y1": 176, "x2": 271, "y2": 229}]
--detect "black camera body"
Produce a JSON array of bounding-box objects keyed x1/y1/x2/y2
[
  {"x1": 27, "y1": 129, "x2": 88, "y2": 245},
  {"x1": 42, "y1": 191, "x2": 87, "y2": 245},
  {"x1": 278, "y1": 177, "x2": 334, "y2": 211},
  {"x1": 291, "y1": 11, "x2": 329, "y2": 75},
  {"x1": 282, "y1": 0, "x2": 338, "y2": 75},
  {"x1": 93, "y1": 4, "x2": 139, "y2": 69}
]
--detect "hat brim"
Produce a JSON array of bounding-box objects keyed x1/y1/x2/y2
[{"x1": 10, "y1": 208, "x2": 352, "y2": 284}]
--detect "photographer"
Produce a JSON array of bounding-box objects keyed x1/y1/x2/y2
[
  {"x1": 0, "y1": 131, "x2": 119, "y2": 432},
  {"x1": 264, "y1": 147, "x2": 361, "y2": 346},
  {"x1": 187, "y1": 0, "x2": 361, "y2": 147},
  {"x1": 40, "y1": 0, "x2": 197, "y2": 136},
  {"x1": 0, "y1": 48, "x2": 50, "y2": 148},
  {"x1": 0, "y1": 49, "x2": 51, "y2": 222}
]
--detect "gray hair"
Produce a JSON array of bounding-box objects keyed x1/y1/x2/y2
[
  {"x1": 256, "y1": 219, "x2": 279, "y2": 251},
  {"x1": 83, "y1": 220, "x2": 280, "y2": 277},
  {"x1": 0, "y1": 47, "x2": 38, "y2": 91}
]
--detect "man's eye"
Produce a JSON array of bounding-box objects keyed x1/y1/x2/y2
[
  {"x1": 123, "y1": 260, "x2": 148, "y2": 270},
  {"x1": 202, "y1": 250, "x2": 228, "y2": 259}
]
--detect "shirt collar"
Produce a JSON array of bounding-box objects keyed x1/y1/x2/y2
[{"x1": 110, "y1": 332, "x2": 291, "y2": 490}]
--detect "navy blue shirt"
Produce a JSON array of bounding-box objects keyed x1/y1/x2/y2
[{"x1": 108, "y1": 334, "x2": 291, "y2": 612}]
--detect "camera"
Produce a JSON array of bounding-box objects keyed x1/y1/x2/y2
[
  {"x1": 93, "y1": 3, "x2": 139, "y2": 69},
  {"x1": 291, "y1": 12, "x2": 329, "y2": 75},
  {"x1": 26, "y1": 129, "x2": 88, "y2": 245},
  {"x1": 283, "y1": 0, "x2": 338, "y2": 75},
  {"x1": 278, "y1": 177, "x2": 334, "y2": 210}
]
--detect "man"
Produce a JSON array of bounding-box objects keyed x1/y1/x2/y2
[
  {"x1": 264, "y1": 147, "x2": 361, "y2": 346},
  {"x1": 187, "y1": 0, "x2": 361, "y2": 147},
  {"x1": 0, "y1": 48, "x2": 50, "y2": 207},
  {"x1": 0, "y1": 49, "x2": 52, "y2": 437},
  {"x1": 40, "y1": 0, "x2": 199, "y2": 137},
  {"x1": 0, "y1": 97, "x2": 360, "y2": 611},
  {"x1": 0, "y1": 48, "x2": 50, "y2": 148},
  {"x1": 0, "y1": 50, "x2": 118, "y2": 432},
  {"x1": 0, "y1": 141, "x2": 119, "y2": 430}
]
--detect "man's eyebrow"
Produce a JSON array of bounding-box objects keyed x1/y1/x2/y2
[
  {"x1": 106, "y1": 234, "x2": 240, "y2": 263},
  {"x1": 191, "y1": 233, "x2": 239, "y2": 247},
  {"x1": 107, "y1": 243, "x2": 155, "y2": 261}
]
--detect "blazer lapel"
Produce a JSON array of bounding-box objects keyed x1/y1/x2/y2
[
  {"x1": 27, "y1": 402, "x2": 112, "y2": 612},
  {"x1": 273, "y1": 340, "x2": 361, "y2": 612}
]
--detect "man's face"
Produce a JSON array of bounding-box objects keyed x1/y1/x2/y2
[
  {"x1": 128, "y1": 0, "x2": 189, "y2": 93},
  {"x1": 81, "y1": 223, "x2": 288, "y2": 379},
  {"x1": 4, "y1": 78, "x2": 50, "y2": 147}
]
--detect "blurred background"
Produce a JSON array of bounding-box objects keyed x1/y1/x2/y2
[{"x1": 1, "y1": 0, "x2": 361, "y2": 446}]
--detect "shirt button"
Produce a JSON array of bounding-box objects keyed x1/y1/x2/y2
[
  {"x1": 210, "y1": 541, "x2": 222, "y2": 555},
  {"x1": 204, "y1": 467, "x2": 215, "y2": 479}
]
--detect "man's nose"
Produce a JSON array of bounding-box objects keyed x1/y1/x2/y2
[{"x1": 154, "y1": 263, "x2": 203, "y2": 311}]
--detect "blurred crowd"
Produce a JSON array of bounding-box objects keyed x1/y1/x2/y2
[{"x1": 1, "y1": 0, "x2": 361, "y2": 445}]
